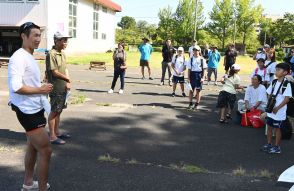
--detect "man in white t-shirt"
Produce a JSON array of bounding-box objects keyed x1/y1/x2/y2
[
  {"x1": 171, "y1": 47, "x2": 186, "y2": 97},
  {"x1": 244, "y1": 74, "x2": 268, "y2": 111},
  {"x1": 261, "y1": 63, "x2": 292, "y2": 154},
  {"x1": 8, "y1": 22, "x2": 52, "y2": 191},
  {"x1": 186, "y1": 47, "x2": 206, "y2": 110},
  {"x1": 188, "y1": 40, "x2": 201, "y2": 58},
  {"x1": 251, "y1": 58, "x2": 270, "y2": 86},
  {"x1": 265, "y1": 49, "x2": 277, "y2": 83}
]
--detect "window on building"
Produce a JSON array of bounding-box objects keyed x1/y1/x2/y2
[
  {"x1": 102, "y1": 33, "x2": 106, "y2": 40},
  {"x1": 0, "y1": 0, "x2": 24, "y2": 2},
  {"x1": 69, "y1": 0, "x2": 77, "y2": 38},
  {"x1": 102, "y1": 6, "x2": 107, "y2": 13},
  {"x1": 93, "y1": 4, "x2": 99, "y2": 39}
]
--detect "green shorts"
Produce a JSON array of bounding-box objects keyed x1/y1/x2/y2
[{"x1": 50, "y1": 92, "x2": 67, "y2": 113}]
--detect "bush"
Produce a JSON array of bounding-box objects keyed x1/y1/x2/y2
[
  {"x1": 153, "y1": 47, "x2": 162, "y2": 52},
  {"x1": 276, "y1": 48, "x2": 285, "y2": 62}
]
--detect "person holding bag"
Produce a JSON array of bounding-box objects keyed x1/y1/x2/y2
[{"x1": 108, "y1": 43, "x2": 127, "y2": 94}]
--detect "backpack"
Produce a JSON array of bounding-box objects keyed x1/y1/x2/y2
[
  {"x1": 255, "y1": 68, "x2": 267, "y2": 79},
  {"x1": 272, "y1": 78, "x2": 294, "y2": 117},
  {"x1": 175, "y1": 55, "x2": 185, "y2": 64},
  {"x1": 190, "y1": 57, "x2": 204, "y2": 77}
]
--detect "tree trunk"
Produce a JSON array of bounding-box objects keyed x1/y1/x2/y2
[{"x1": 243, "y1": 32, "x2": 247, "y2": 54}]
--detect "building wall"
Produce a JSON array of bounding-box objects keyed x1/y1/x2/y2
[{"x1": 65, "y1": 0, "x2": 117, "y2": 54}]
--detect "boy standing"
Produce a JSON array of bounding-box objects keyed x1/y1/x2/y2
[
  {"x1": 187, "y1": 47, "x2": 206, "y2": 110},
  {"x1": 207, "y1": 45, "x2": 221, "y2": 85},
  {"x1": 261, "y1": 63, "x2": 292, "y2": 154},
  {"x1": 139, "y1": 38, "x2": 153, "y2": 80},
  {"x1": 171, "y1": 47, "x2": 186, "y2": 97}
]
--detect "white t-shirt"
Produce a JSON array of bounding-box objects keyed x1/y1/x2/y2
[
  {"x1": 250, "y1": 68, "x2": 270, "y2": 83},
  {"x1": 266, "y1": 79, "x2": 292, "y2": 120},
  {"x1": 186, "y1": 56, "x2": 206, "y2": 72},
  {"x1": 172, "y1": 54, "x2": 186, "y2": 77},
  {"x1": 255, "y1": 52, "x2": 267, "y2": 60},
  {"x1": 222, "y1": 75, "x2": 241, "y2": 94},
  {"x1": 8, "y1": 48, "x2": 43, "y2": 114},
  {"x1": 265, "y1": 60, "x2": 277, "y2": 82},
  {"x1": 244, "y1": 84, "x2": 268, "y2": 109}
]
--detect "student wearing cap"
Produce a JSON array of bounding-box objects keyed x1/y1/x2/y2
[
  {"x1": 187, "y1": 47, "x2": 206, "y2": 110},
  {"x1": 207, "y1": 45, "x2": 221, "y2": 85},
  {"x1": 8, "y1": 22, "x2": 52, "y2": 191},
  {"x1": 253, "y1": 44, "x2": 270, "y2": 61},
  {"x1": 171, "y1": 47, "x2": 186, "y2": 97},
  {"x1": 217, "y1": 64, "x2": 244, "y2": 123},
  {"x1": 161, "y1": 39, "x2": 176, "y2": 86},
  {"x1": 46, "y1": 31, "x2": 71, "y2": 145},
  {"x1": 188, "y1": 40, "x2": 201, "y2": 58},
  {"x1": 139, "y1": 38, "x2": 153, "y2": 80}
]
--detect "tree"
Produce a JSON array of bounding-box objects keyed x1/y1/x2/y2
[
  {"x1": 157, "y1": 6, "x2": 175, "y2": 42},
  {"x1": 173, "y1": 0, "x2": 205, "y2": 45},
  {"x1": 258, "y1": 17, "x2": 272, "y2": 45},
  {"x1": 235, "y1": 0, "x2": 263, "y2": 53},
  {"x1": 117, "y1": 16, "x2": 136, "y2": 30},
  {"x1": 208, "y1": 0, "x2": 234, "y2": 50}
]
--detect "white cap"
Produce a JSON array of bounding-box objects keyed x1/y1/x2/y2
[
  {"x1": 178, "y1": 47, "x2": 184, "y2": 52},
  {"x1": 264, "y1": 44, "x2": 270, "y2": 48},
  {"x1": 232, "y1": 64, "x2": 241, "y2": 70},
  {"x1": 193, "y1": 45, "x2": 201, "y2": 51},
  {"x1": 54, "y1": 31, "x2": 71, "y2": 39}
]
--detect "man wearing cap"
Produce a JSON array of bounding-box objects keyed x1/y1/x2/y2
[
  {"x1": 188, "y1": 40, "x2": 201, "y2": 58},
  {"x1": 160, "y1": 39, "x2": 176, "y2": 86},
  {"x1": 139, "y1": 37, "x2": 153, "y2": 80},
  {"x1": 253, "y1": 44, "x2": 270, "y2": 61},
  {"x1": 46, "y1": 31, "x2": 71, "y2": 145},
  {"x1": 207, "y1": 45, "x2": 221, "y2": 85},
  {"x1": 8, "y1": 22, "x2": 52, "y2": 191}
]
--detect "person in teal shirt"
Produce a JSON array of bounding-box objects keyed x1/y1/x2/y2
[
  {"x1": 207, "y1": 45, "x2": 221, "y2": 85},
  {"x1": 139, "y1": 38, "x2": 153, "y2": 80}
]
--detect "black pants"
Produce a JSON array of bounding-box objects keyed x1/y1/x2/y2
[
  {"x1": 111, "y1": 69, "x2": 125, "y2": 90},
  {"x1": 161, "y1": 61, "x2": 172, "y2": 83}
]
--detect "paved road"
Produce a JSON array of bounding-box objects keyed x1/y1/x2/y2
[{"x1": 0, "y1": 65, "x2": 292, "y2": 191}]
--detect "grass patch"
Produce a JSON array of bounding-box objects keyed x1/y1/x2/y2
[
  {"x1": 67, "y1": 51, "x2": 256, "y2": 75},
  {"x1": 98, "y1": 154, "x2": 120, "y2": 163},
  {"x1": 126, "y1": 158, "x2": 139, "y2": 165},
  {"x1": 96, "y1": 103, "x2": 112, "y2": 107},
  {"x1": 182, "y1": 164, "x2": 207, "y2": 174},
  {"x1": 233, "y1": 166, "x2": 246, "y2": 176},
  {"x1": 70, "y1": 94, "x2": 86, "y2": 105},
  {"x1": 258, "y1": 169, "x2": 273, "y2": 179}
]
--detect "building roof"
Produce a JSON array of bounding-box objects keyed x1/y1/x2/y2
[{"x1": 95, "y1": 0, "x2": 122, "y2": 12}]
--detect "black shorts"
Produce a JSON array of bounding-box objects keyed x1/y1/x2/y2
[
  {"x1": 266, "y1": 117, "x2": 285, "y2": 129},
  {"x1": 225, "y1": 62, "x2": 234, "y2": 71},
  {"x1": 140, "y1": 60, "x2": 149, "y2": 67},
  {"x1": 11, "y1": 104, "x2": 46, "y2": 132},
  {"x1": 190, "y1": 71, "x2": 203, "y2": 90},
  {"x1": 173, "y1": 76, "x2": 185, "y2": 84},
  {"x1": 216, "y1": 91, "x2": 236, "y2": 109}
]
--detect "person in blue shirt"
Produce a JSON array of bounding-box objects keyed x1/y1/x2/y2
[
  {"x1": 207, "y1": 45, "x2": 221, "y2": 85},
  {"x1": 139, "y1": 38, "x2": 153, "y2": 80}
]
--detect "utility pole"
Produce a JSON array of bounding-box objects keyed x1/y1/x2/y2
[
  {"x1": 193, "y1": 0, "x2": 198, "y2": 41},
  {"x1": 233, "y1": 0, "x2": 237, "y2": 46}
]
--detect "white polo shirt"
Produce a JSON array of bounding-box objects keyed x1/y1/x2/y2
[
  {"x1": 8, "y1": 48, "x2": 43, "y2": 114},
  {"x1": 172, "y1": 54, "x2": 186, "y2": 77},
  {"x1": 186, "y1": 56, "x2": 206, "y2": 72}
]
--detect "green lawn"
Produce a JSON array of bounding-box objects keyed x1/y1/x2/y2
[{"x1": 67, "y1": 51, "x2": 256, "y2": 75}]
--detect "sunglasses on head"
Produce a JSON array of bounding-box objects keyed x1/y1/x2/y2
[{"x1": 20, "y1": 22, "x2": 39, "y2": 33}]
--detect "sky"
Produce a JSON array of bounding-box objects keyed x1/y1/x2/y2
[{"x1": 114, "y1": 0, "x2": 293, "y2": 25}]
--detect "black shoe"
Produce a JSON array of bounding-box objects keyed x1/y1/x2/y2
[
  {"x1": 149, "y1": 77, "x2": 153, "y2": 80},
  {"x1": 142, "y1": 77, "x2": 145, "y2": 80},
  {"x1": 182, "y1": 92, "x2": 186, "y2": 97},
  {"x1": 193, "y1": 103, "x2": 199, "y2": 110},
  {"x1": 172, "y1": 92, "x2": 176, "y2": 97},
  {"x1": 187, "y1": 103, "x2": 193, "y2": 110}
]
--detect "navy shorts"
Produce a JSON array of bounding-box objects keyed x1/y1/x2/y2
[
  {"x1": 190, "y1": 71, "x2": 202, "y2": 90},
  {"x1": 173, "y1": 76, "x2": 185, "y2": 84},
  {"x1": 266, "y1": 117, "x2": 285, "y2": 129}
]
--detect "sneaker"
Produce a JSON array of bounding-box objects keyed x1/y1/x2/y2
[
  {"x1": 118, "y1": 89, "x2": 124, "y2": 94},
  {"x1": 182, "y1": 92, "x2": 186, "y2": 97},
  {"x1": 268, "y1": 146, "x2": 281, "y2": 154},
  {"x1": 193, "y1": 103, "x2": 199, "y2": 111},
  {"x1": 214, "y1": 82, "x2": 218, "y2": 86},
  {"x1": 141, "y1": 77, "x2": 145, "y2": 80},
  {"x1": 172, "y1": 92, "x2": 176, "y2": 97},
  {"x1": 207, "y1": 81, "x2": 211, "y2": 85},
  {"x1": 260, "y1": 143, "x2": 272, "y2": 152},
  {"x1": 22, "y1": 181, "x2": 50, "y2": 191},
  {"x1": 149, "y1": 77, "x2": 154, "y2": 80},
  {"x1": 187, "y1": 103, "x2": 193, "y2": 110},
  {"x1": 108, "y1": 89, "x2": 114, "y2": 94},
  {"x1": 159, "y1": 82, "x2": 164, "y2": 86}
]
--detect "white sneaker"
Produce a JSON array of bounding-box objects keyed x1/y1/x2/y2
[
  {"x1": 214, "y1": 82, "x2": 218, "y2": 86},
  {"x1": 118, "y1": 89, "x2": 124, "y2": 94},
  {"x1": 22, "y1": 181, "x2": 50, "y2": 191},
  {"x1": 207, "y1": 81, "x2": 211, "y2": 85},
  {"x1": 108, "y1": 89, "x2": 114, "y2": 94}
]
